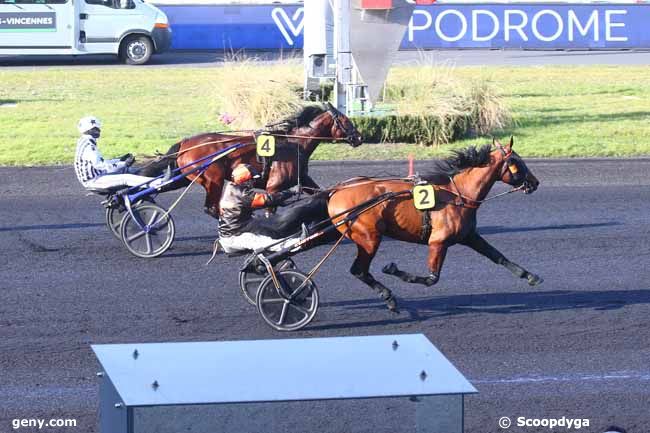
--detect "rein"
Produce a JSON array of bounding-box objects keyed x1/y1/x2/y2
[{"x1": 439, "y1": 181, "x2": 525, "y2": 209}]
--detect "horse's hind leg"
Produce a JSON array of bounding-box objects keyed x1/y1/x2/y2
[
  {"x1": 350, "y1": 239, "x2": 399, "y2": 313},
  {"x1": 200, "y1": 164, "x2": 226, "y2": 219},
  {"x1": 382, "y1": 241, "x2": 447, "y2": 287},
  {"x1": 462, "y1": 232, "x2": 543, "y2": 286}
]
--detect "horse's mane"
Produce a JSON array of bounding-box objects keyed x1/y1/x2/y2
[
  {"x1": 266, "y1": 105, "x2": 326, "y2": 134},
  {"x1": 422, "y1": 144, "x2": 493, "y2": 183}
]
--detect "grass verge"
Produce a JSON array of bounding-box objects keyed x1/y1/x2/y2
[{"x1": 1, "y1": 64, "x2": 649, "y2": 165}]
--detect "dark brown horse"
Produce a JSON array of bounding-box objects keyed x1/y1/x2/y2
[
  {"x1": 141, "y1": 103, "x2": 362, "y2": 218},
  {"x1": 327, "y1": 138, "x2": 542, "y2": 312}
]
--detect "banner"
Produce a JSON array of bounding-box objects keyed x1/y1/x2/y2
[
  {"x1": 157, "y1": 4, "x2": 650, "y2": 50},
  {"x1": 407, "y1": 4, "x2": 650, "y2": 49},
  {"x1": 0, "y1": 12, "x2": 56, "y2": 32}
]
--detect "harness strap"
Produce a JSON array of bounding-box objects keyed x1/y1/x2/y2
[
  {"x1": 435, "y1": 186, "x2": 482, "y2": 209},
  {"x1": 259, "y1": 155, "x2": 273, "y2": 187},
  {"x1": 420, "y1": 210, "x2": 432, "y2": 243}
]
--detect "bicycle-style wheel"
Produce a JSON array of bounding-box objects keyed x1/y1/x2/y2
[
  {"x1": 239, "y1": 258, "x2": 296, "y2": 305},
  {"x1": 256, "y1": 270, "x2": 319, "y2": 331},
  {"x1": 105, "y1": 206, "x2": 124, "y2": 239},
  {"x1": 120, "y1": 203, "x2": 175, "y2": 258}
]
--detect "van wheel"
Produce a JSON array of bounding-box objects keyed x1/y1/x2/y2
[{"x1": 120, "y1": 35, "x2": 153, "y2": 65}]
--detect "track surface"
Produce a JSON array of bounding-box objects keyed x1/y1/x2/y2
[
  {"x1": 3, "y1": 49, "x2": 650, "y2": 69},
  {"x1": 1, "y1": 159, "x2": 649, "y2": 432}
]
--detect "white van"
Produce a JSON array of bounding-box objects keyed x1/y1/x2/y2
[{"x1": 0, "y1": 0, "x2": 171, "y2": 64}]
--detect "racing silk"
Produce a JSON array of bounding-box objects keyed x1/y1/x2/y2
[
  {"x1": 218, "y1": 181, "x2": 292, "y2": 238},
  {"x1": 74, "y1": 134, "x2": 127, "y2": 186}
]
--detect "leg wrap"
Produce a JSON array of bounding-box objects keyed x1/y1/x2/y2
[
  {"x1": 422, "y1": 272, "x2": 439, "y2": 287},
  {"x1": 383, "y1": 263, "x2": 439, "y2": 287}
]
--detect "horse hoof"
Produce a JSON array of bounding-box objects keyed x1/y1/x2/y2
[
  {"x1": 382, "y1": 263, "x2": 398, "y2": 275},
  {"x1": 527, "y1": 274, "x2": 543, "y2": 286},
  {"x1": 385, "y1": 296, "x2": 400, "y2": 314}
]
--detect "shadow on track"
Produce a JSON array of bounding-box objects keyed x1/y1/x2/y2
[
  {"x1": 478, "y1": 221, "x2": 619, "y2": 235},
  {"x1": 0, "y1": 223, "x2": 104, "y2": 233},
  {"x1": 311, "y1": 289, "x2": 650, "y2": 331}
]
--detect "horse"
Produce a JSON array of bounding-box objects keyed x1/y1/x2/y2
[
  {"x1": 140, "y1": 103, "x2": 362, "y2": 218},
  {"x1": 326, "y1": 138, "x2": 542, "y2": 312}
]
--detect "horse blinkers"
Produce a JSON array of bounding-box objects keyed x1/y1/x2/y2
[
  {"x1": 326, "y1": 103, "x2": 362, "y2": 147},
  {"x1": 496, "y1": 144, "x2": 537, "y2": 194}
]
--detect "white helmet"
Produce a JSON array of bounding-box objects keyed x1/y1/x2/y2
[{"x1": 77, "y1": 116, "x2": 102, "y2": 134}]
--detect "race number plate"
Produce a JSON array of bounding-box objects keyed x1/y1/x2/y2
[
  {"x1": 413, "y1": 184, "x2": 436, "y2": 210},
  {"x1": 256, "y1": 135, "x2": 276, "y2": 157}
]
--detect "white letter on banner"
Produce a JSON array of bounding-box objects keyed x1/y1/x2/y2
[
  {"x1": 605, "y1": 10, "x2": 628, "y2": 42},
  {"x1": 409, "y1": 10, "x2": 432, "y2": 42},
  {"x1": 504, "y1": 10, "x2": 528, "y2": 42},
  {"x1": 472, "y1": 10, "x2": 499, "y2": 42},
  {"x1": 568, "y1": 10, "x2": 598, "y2": 42},
  {"x1": 435, "y1": 9, "x2": 468, "y2": 42},
  {"x1": 532, "y1": 9, "x2": 563, "y2": 42}
]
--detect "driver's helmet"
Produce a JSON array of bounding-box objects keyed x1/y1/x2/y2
[
  {"x1": 77, "y1": 116, "x2": 102, "y2": 134},
  {"x1": 232, "y1": 164, "x2": 260, "y2": 185}
]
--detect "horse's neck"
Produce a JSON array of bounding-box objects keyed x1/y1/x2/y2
[
  {"x1": 451, "y1": 158, "x2": 503, "y2": 202},
  {"x1": 288, "y1": 125, "x2": 323, "y2": 158}
]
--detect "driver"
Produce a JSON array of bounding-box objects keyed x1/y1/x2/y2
[
  {"x1": 74, "y1": 116, "x2": 163, "y2": 191},
  {"x1": 218, "y1": 164, "x2": 305, "y2": 254}
]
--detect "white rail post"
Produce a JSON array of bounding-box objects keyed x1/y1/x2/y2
[{"x1": 334, "y1": 0, "x2": 352, "y2": 115}]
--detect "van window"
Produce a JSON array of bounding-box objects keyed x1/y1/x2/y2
[
  {"x1": 85, "y1": 0, "x2": 133, "y2": 8},
  {"x1": 1, "y1": 0, "x2": 68, "y2": 3}
]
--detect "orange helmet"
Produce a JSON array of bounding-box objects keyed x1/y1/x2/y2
[{"x1": 232, "y1": 164, "x2": 259, "y2": 185}]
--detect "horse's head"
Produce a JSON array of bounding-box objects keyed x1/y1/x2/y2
[
  {"x1": 324, "y1": 102, "x2": 363, "y2": 147},
  {"x1": 494, "y1": 137, "x2": 539, "y2": 194}
]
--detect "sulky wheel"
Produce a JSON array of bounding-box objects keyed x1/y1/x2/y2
[
  {"x1": 105, "y1": 197, "x2": 152, "y2": 240},
  {"x1": 256, "y1": 269, "x2": 319, "y2": 331},
  {"x1": 120, "y1": 202, "x2": 175, "y2": 258},
  {"x1": 239, "y1": 258, "x2": 296, "y2": 305},
  {"x1": 105, "y1": 206, "x2": 124, "y2": 239}
]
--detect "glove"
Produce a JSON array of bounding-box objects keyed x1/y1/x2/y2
[
  {"x1": 289, "y1": 185, "x2": 301, "y2": 195},
  {"x1": 268, "y1": 190, "x2": 293, "y2": 205},
  {"x1": 119, "y1": 153, "x2": 133, "y2": 161}
]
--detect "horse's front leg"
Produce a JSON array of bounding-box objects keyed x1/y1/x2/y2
[
  {"x1": 382, "y1": 241, "x2": 446, "y2": 287},
  {"x1": 461, "y1": 232, "x2": 543, "y2": 286}
]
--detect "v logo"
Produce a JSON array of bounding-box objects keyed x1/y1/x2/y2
[{"x1": 272, "y1": 7, "x2": 305, "y2": 46}]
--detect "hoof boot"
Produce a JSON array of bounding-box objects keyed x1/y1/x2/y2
[{"x1": 527, "y1": 273, "x2": 544, "y2": 286}]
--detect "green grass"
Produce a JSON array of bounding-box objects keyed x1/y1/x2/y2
[{"x1": 1, "y1": 65, "x2": 650, "y2": 165}]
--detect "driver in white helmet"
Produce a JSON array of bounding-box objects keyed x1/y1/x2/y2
[{"x1": 74, "y1": 116, "x2": 163, "y2": 191}]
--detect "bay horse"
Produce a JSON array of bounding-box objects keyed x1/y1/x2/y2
[
  {"x1": 327, "y1": 138, "x2": 542, "y2": 312},
  {"x1": 140, "y1": 103, "x2": 362, "y2": 218}
]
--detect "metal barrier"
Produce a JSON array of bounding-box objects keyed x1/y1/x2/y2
[{"x1": 94, "y1": 334, "x2": 477, "y2": 433}]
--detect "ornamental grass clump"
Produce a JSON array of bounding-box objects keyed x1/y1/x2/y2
[
  {"x1": 381, "y1": 64, "x2": 511, "y2": 145},
  {"x1": 214, "y1": 59, "x2": 304, "y2": 130}
]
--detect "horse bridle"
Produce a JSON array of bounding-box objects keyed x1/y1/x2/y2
[
  {"x1": 495, "y1": 143, "x2": 527, "y2": 183},
  {"x1": 325, "y1": 103, "x2": 359, "y2": 145}
]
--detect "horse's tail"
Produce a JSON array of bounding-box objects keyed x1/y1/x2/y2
[{"x1": 137, "y1": 141, "x2": 181, "y2": 178}]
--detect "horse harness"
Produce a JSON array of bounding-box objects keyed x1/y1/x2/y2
[{"x1": 416, "y1": 183, "x2": 481, "y2": 243}]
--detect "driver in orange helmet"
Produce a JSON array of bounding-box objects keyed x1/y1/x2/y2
[{"x1": 218, "y1": 164, "x2": 303, "y2": 254}]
